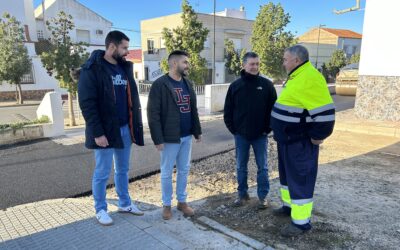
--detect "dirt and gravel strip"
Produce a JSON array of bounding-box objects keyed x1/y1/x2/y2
[{"x1": 104, "y1": 127, "x2": 400, "y2": 249}]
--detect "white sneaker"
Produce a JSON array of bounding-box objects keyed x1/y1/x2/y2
[
  {"x1": 96, "y1": 210, "x2": 113, "y2": 226},
  {"x1": 118, "y1": 203, "x2": 144, "y2": 216}
]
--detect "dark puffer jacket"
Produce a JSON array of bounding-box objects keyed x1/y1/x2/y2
[
  {"x1": 224, "y1": 70, "x2": 277, "y2": 140},
  {"x1": 77, "y1": 50, "x2": 144, "y2": 149}
]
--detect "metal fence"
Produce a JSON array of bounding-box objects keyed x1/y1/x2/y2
[
  {"x1": 137, "y1": 83, "x2": 205, "y2": 95},
  {"x1": 63, "y1": 84, "x2": 206, "y2": 121},
  {"x1": 193, "y1": 85, "x2": 205, "y2": 95},
  {"x1": 138, "y1": 83, "x2": 152, "y2": 94}
]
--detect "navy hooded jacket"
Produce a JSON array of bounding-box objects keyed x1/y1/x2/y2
[{"x1": 77, "y1": 50, "x2": 144, "y2": 149}]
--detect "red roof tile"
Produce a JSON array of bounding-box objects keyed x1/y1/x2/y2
[
  {"x1": 126, "y1": 49, "x2": 142, "y2": 63},
  {"x1": 321, "y1": 28, "x2": 362, "y2": 39}
]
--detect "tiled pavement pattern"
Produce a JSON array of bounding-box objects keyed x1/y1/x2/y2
[{"x1": 0, "y1": 198, "x2": 257, "y2": 250}]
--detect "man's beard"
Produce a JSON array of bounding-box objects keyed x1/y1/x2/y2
[
  {"x1": 178, "y1": 67, "x2": 189, "y2": 77},
  {"x1": 112, "y1": 52, "x2": 126, "y2": 63}
]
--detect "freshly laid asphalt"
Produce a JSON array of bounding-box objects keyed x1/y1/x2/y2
[{"x1": 0, "y1": 95, "x2": 355, "y2": 210}]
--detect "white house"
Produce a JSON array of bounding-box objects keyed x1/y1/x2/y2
[
  {"x1": 0, "y1": 0, "x2": 55, "y2": 100},
  {"x1": 34, "y1": 0, "x2": 112, "y2": 53},
  {"x1": 140, "y1": 6, "x2": 254, "y2": 84},
  {"x1": 298, "y1": 28, "x2": 362, "y2": 69},
  {"x1": 0, "y1": 0, "x2": 112, "y2": 101}
]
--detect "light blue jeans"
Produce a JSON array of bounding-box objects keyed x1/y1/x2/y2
[
  {"x1": 160, "y1": 135, "x2": 193, "y2": 206},
  {"x1": 93, "y1": 124, "x2": 132, "y2": 213}
]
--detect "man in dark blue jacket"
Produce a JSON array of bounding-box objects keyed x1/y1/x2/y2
[{"x1": 78, "y1": 31, "x2": 144, "y2": 226}]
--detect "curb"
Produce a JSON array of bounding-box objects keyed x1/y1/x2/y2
[
  {"x1": 335, "y1": 123, "x2": 400, "y2": 138},
  {"x1": 197, "y1": 216, "x2": 273, "y2": 250}
]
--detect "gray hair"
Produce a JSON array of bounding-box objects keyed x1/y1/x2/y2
[
  {"x1": 242, "y1": 52, "x2": 259, "y2": 64},
  {"x1": 285, "y1": 45, "x2": 309, "y2": 63}
]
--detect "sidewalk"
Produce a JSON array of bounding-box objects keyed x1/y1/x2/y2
[
  {"x1": 0, "y1": 197, "x2": 269, "y2": 250},
  {"x1": 0, "y1": 100, "x2": 41, "y2": 108}
]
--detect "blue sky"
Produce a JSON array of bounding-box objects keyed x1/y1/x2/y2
[{"x1": 33, "y1": 0, "x2": 366, "y2": 49}]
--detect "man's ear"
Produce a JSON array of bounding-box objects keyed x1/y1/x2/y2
[{"x1": 108, "y1": 43, "x2": 116, "y2": 52}]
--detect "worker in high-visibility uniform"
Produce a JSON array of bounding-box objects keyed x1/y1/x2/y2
[{"x1": 270, "y1": 45, "x2": 335, "y2": 237}]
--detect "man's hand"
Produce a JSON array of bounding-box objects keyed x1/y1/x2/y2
[
  {"x1": 95, "y1": 135, "x2": 109, "y2": 147},
  {"x1": 156, "y1": 144, "x2": 164, "y2": 151},
  {"x1": 311, "y1": 138, "x2": 324, "y2": 145},
  {"x1": 195, "y1": 135, "x2": 202, "y2": 143}
]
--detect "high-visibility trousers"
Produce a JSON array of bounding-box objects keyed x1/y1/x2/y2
[{"x1": 277, "y1": 139, "x2": 319, "y2": 227}]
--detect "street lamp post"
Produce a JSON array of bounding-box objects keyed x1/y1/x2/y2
[
  {"x1": 212, "y1": 0, "x2": 216, "y2": 84},
  {"x1": 315, "y1": 24, "x2": 326, "y2": 69}
]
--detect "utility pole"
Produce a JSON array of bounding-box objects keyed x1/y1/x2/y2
[
  {"x1": 212, "y1": 0, "x2": 216, "y2": 84},
  {"x1": 315, "y1": 24, "x2": 326, "y2": 69},
  {"x1": 42, "y1": 0, "x2": 46, "y2": 38}
]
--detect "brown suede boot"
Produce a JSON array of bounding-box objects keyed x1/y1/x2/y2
[
  {"x1": 162, "y1": 206, "x2": 172, "y2": 220},
  {"x1": 177, "y1": 202, "x2": 194, "y2": 217}
]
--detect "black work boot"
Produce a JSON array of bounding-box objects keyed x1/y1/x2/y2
[
  {"x1": 281, "y1": 223, "x2": 309, "y2": 237},
  {"x1": 272, "y1": 206, "x2": 291, "y2": 217}
]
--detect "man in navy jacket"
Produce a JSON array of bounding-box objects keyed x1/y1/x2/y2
[{"x1": 78, "y1": 31, "x2": 144, "y2": 226}]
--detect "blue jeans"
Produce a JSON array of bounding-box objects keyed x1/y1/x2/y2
[
  {"x1": 234, "y1": 134, "x2": 269, "y2": 200},
  {"x1": 160, "y1": 135, "x2": 193, "y2": 206},
  {"x1": 93, "y1": 124, "x2": 132, "y2": 213}
]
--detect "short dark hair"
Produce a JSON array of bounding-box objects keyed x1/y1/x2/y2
[
  {"x1": 285, "y1": 45, "x2": 309, "y2": 63},
  {"x1": 168, "y1": 50, "x2": 190, "y2": 61},
  {"x1": 105, "y1": 31, "x2": 129, "y2": 49},
  {"x1": 242, "y1": 52, "x2": 259, "y2": 64}
]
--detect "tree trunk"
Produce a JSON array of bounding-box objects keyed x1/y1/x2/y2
[
  {"x1": 68, "y1": 92, "x2": 76, "y2": 127},
  {"x1": 16, "y1": 83, "x2": 23, "y2": 104}
]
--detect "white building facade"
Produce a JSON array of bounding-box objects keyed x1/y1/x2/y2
[
  {"x1": 140, "y1": 7, "x2": 253, "y2": 84},
  {"x1": 34, "y1": 0, "x2": 112, "y2": 53},
  {"x1": 0, "y1": 0, "x2": 112, "y2": 100}
]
